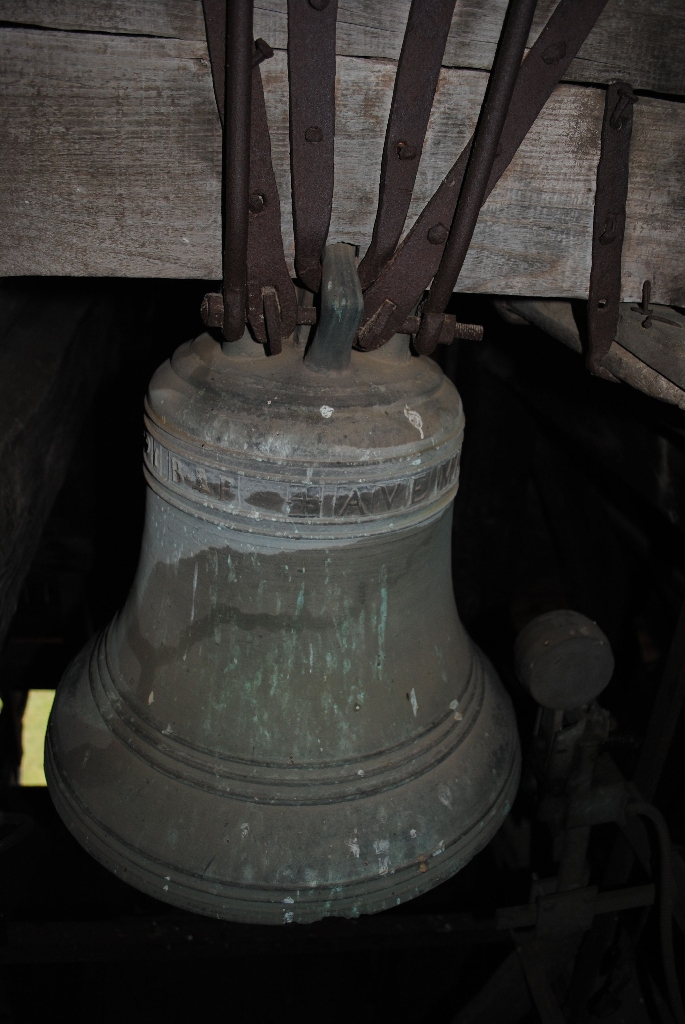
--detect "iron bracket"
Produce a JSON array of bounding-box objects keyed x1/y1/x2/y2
[{"x1": 587, "y1": 81, "x2": 637, "y2": 379}]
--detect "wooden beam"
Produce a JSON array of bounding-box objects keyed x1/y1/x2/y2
[
  {"x1": 1, "y1": 0, "x2": 683, "y2": 94},
  {"x1": 504, "y1": 299, "x2": 685, "y2": 409},
  {"x1": 0, "y1": 283, "x2": 112, "y2": 650},
  {"x1": 0, "y1": 0, "x2": 207, "y2": 41},
  {"x1": 0, "y1": 27, "x2": 683, "y2": 302}
]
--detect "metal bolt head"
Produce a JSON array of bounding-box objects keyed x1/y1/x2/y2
[
  {"x1": 397, "y1": 141, "x2": 418, "y2": 160},
  {"x1": 427, "y1": 224, "x2": 449, "y2": 246},
  {"x1": 541, "y1": 40, "x2": 567, "y2": 65},
  {"x1": 248, "y1": 192, "x2": 266, "y2": 214},
  {"x1": 254, "y1": 38, "x2": 274, "y2": 64},
  {"x1": 309, "y1": 0, "x2": 329, "y2": 8},
  {"x1": 305, "y1": 126, "x2": 324, "y2": 143},
  {"x1": 200, "y1": 292, "x2": 224, "y2": 329}
]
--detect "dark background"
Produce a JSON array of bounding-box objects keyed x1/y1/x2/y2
[{"x1": 0, "y1": 282, "x2": 683, "y2": 1022}]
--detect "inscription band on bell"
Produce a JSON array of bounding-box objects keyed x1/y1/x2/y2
[{"x1": 144, "y1": 429, "x2": 461, "y2": 523}]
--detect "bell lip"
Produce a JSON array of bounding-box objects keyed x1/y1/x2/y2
[
  {"x1": 45, "y1": 733, "x2": 521, "y2": 926},
  {"x1": 45, "y1": 632, "x2": 521, "y2": 926}
]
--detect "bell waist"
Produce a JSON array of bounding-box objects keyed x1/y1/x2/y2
[{"x1": 88, "y1": 623, "x2": 485, "y2": 806}]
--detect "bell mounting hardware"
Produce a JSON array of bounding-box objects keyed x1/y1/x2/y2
[{"x1": 201, "y1": 0, "x2": 612, "y2": 357}]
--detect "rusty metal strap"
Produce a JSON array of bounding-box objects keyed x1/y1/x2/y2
[
  {"x1": 356, "y1": 0, "x2": 457, "y2": 291},
  {"x1": 203, "y1": 0, "x2": 253, "y2": 342},
  {"x1": 586, "y1": 82, "x2": 636, "y2": 379},
  {"x1": 202, "y1": 0, "x2": 228, "y2": 119},
  {"x1": 201, "y1": 2, "x2": 296, "y2": 351},
  {"x1": 358, "y1": 0, "x2": 611, "y2": 351},
  {"x1": 415, "y1": 0, "x2": 538, "y2": 355},
  {"x1": 246, "y1": 61, "x2": 298, "y2": 352},
  {"x1": 288, "y1": 0, "x2": 338, "y2": 292}
]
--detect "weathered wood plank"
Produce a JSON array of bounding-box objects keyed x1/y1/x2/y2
[
  {"x1": 504, "y1": 298, "x2": 685, "y2": 409},
  {"x1": 1, "y1": 0, "x2": 684, "y2": 95},
  {"x1": 1, "y1": 29, "x2": 221, "y2": 279},
  {"x1": 1, "y1": 28, "x2": 684, "y2": 303},
  {"x1": 0, "y1": 0, "x2": 206, "y2": 40},
  {"x1": 314, "y1": 0, "x2": 685, "y2": 96}
]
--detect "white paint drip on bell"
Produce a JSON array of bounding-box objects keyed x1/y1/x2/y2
[
  {"x1": 320, "y1": 405, "x2": 334, "y2": 418},
  {"x1": 347, "y1": 835, "x2": 360, "y2": 858},
  {"x1": 438, "y1": 783, "x2": 452, "y2": 809},
  {"x1": 373, "y1": 838, "x2": 390, "y2": 876},
  {"x1": 240, "y1": 822, "x2": 249, "y2": 839},
  {"x1": 283, "y1": 896, "x2": 294, "y2": 904},
  {"x1": 450, "y1": 697, "x2": 463, "y2": 720},
  {"x1": 190, "y1": 561, "x2": 199, "y2": 621},
  {"x1": 410, "y1": 687, "x2": 418, "y2": 717},
  {"x1": 404, "y1": 405, "x2": 424, "y2": 439},
  {"x1": 148, "y1": 691, "x2": 154, "y2": 705}
]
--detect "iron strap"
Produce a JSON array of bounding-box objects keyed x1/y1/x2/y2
[
  {"x1": 288, "y1": 0, "x2": 338, "y2": 292},
  {"x1": 415, "y1": 0, "x2": 538, "y2": 355},
  {"x1": 586, "y1": 82, "x2": 636, "y2": 379},
  {"x1": 201, "y1": 3, "x2": 296, "y2": 350},
  {"x1": 358, "y1": 0, "x2": 611, "y2": 351},
  {"x1": 202, "y1": 0, "x2": 228, "y2": 118},
  {"x1": 356, "y1": 0, "x2": 457, "y2": 291},
  {"x1": 246, "y1": 59, "x2": 298, "y2": 353},
  {"x1": 203, "y1": 0, "x2": 253, "y2": 342}
]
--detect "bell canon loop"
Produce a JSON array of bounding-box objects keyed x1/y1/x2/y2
[{"x1": 46, "y1": 253, "x2": 520, "y2": 923}]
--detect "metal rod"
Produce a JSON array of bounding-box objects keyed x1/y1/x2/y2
[
  {"x1": 359, "y1": 0, "x2": 609, "y2": 353},
  {"x1": 418, "y1": 0, "x2": 537, "y2": 327},
  {"x1": 222, "y1": 0, "x2": 253, "y2": 342},
  {"x1": 356, "y1": 0, "x2": 457, "y2": 291}
]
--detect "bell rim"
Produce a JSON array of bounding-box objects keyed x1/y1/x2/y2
[{"x1": 45, "y1": 730, "x2": 521, "y2": 925}]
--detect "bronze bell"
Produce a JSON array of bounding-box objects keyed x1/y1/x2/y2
[{"x1": 46, "y1": 246, "x2": 520, "y2": 924}]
